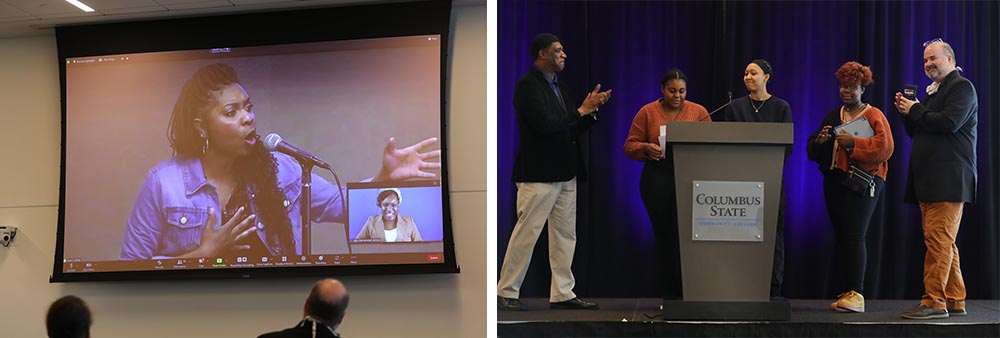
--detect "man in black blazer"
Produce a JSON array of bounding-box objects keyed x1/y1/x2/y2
[
  {"x1": 894, "y1": 39, "x2": 978, "y2": 320},
  {"x1": 259, "y1": 279, "x2": 349, "y2": 338},
  {"x1": 498, "y1": 33, "x2": 611, "y2": 311}
]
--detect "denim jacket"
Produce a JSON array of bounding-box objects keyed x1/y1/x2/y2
[{"x1": 120, "y1": 153, "x2": 343, "y2": 259}]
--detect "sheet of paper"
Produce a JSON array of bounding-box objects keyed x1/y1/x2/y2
[{"x1": 659, "y1": 125, "x2": 667, "y2": 151}]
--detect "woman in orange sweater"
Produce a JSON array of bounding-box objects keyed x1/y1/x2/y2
[
  {"x1": 624, "y1": 69, "x2": 710, "y2": 300},
  {"x1": 807, "y1": 61, "x2": 894, "y2": 313}
]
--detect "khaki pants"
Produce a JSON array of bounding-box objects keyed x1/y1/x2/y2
[
  {"x1": 918, "y1": 201, "x2": 966, "y2": 310},
  {"x1": 498, "y1": 179, "x2": 578, "y2": 302}
]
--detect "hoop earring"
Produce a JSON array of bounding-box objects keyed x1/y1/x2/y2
[{"x1": 201, "y1": 135, "x2": 209, "y2": 155}]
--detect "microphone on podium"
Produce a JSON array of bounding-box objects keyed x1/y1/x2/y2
[{"x1": 699, "y1": 92, "x2": 733, "y2": 121}]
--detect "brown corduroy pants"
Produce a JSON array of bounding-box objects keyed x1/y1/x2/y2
[{"x1": 918, "y1": 201, "x2": 966, "y2": 310}]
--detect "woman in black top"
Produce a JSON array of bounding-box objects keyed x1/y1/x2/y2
[
  {"x1": 719, "y1": 59, "x2": 793, "y2": 123},
  {"x1": 719, "y1": 59, "x2": 793, "y2": 298}
]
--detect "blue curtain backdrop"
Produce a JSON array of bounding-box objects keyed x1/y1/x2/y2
[{"x1": 498, "y1": 0, "x2": 999, "y2": 299}]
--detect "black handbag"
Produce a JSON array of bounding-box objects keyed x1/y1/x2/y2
[{"x1": 842, "y1": 164, "x2": 876, "y2": 197}]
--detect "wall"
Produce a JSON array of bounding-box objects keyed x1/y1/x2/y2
[{"x1": 0, "y1": 4, "x2": 485, "y2": 338}]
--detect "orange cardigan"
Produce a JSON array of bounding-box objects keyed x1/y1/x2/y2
[
  {"x1": 624, "y1": 99, "x2": 710, "y2": 161},
  {"x1": 832, "y1": 106, "x2": 894, "y2": 179}
]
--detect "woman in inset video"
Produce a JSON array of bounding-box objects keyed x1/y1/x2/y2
[
  {"x1": 355, "y1": 188, "x2": 423, "y2": 242},
  {"x1": 120, "y1": 63, "x2": 439, "y2": 260}
]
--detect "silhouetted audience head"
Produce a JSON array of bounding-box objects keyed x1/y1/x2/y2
[
  {"x1": 46, "y1": 295, "x2": 92, "y2": 338},
  {"x1": 304, "y1": 278, "x2": 350, "y2": 330}
]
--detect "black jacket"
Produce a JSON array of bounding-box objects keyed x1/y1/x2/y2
[
  {"x1": 512, "y1": 67, "x2": 598, "y2": 182},
  {"x1": 902, "y1": 70, "x2": 978, "y2": 203},
  {"x1": 258, "y1": 319, "x2": 341, "y2": 338},
  {"x1": 806, "y1": 108, "x2": 846, "y2": 175}
]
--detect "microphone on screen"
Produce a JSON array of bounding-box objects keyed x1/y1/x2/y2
[{"x1": 263, "y1": 133, "x2": 332, "y2": 170}]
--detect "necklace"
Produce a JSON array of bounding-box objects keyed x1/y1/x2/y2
[
  {"x1": 843, "y1": 103, "x2": 868, "y2": 117},
  {"x1": 841, "y1": 103, "x2": 868, "y2": 123},
  {"x1": 751, "y1": 97, "x2": 769, "y2": 113}
]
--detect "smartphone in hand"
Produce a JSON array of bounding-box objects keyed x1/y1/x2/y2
[{"x1": 903, "y1": 84, "x2": 918, "y2": 100}]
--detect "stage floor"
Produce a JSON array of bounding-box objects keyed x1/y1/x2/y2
[{"x1": 498, "y1": 298, "x2": 1000, "y2": 337}]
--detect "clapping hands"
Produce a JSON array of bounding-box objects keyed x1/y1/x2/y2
[{"x1": 579, "y1": 84, "x2": 613, "y2": 116}]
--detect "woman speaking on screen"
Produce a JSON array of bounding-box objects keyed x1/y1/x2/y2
[{"x1": 119, "y1": 63, "x2": 439, "y2": 260}]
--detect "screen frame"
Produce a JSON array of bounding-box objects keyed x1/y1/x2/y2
[{"x1": 51, "y1": 0, "x2": 458, "y2": 282}]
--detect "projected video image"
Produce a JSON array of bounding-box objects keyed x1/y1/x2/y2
[{"x1": 59, "y1": 36, "x2": 448, "y2": 274}]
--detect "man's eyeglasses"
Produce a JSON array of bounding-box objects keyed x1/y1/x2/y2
[{"x1": 923, "y1": 38, "x2": 943, "y2": 48}]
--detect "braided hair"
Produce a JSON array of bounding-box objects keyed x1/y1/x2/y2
[{"x1": 167, "y1": 63, "x2": 295, "y2": 254}]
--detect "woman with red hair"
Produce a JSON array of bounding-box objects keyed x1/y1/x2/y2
[{"x1": 807, "y1": 61, "x2": 894, "y2": 313}]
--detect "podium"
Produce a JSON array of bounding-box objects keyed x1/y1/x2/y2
[{"x1": 662, "y1": 122, "x2": 793, "y2": 321}]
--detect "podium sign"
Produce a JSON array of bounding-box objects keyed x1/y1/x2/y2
[{"x1": 692, "y1": 180, "x2": 764, "y2": 242}]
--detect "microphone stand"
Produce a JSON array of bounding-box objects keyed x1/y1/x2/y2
[
  {"x1": 699, "y1": 92, "x2": 733, "y2": 121},
  {"x1": 300, "y1": 162, "x2": 313, "y2": 256}
]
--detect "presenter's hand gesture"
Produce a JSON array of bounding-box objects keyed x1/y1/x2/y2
[
  {"x1": 578, "y1": 84, "x2": 613, "y2": 116},
  {"x1": 644, "y1": 142, "x2": 664, "y2": 160},
  {"x1": 834, "y1": 129, "x2": 855, "y2": 147},
  {"x1": 375, "y1": 137, "x2": 441, "y2": 181},
  {"x1": 816, "y1": 125, "x2": 833, "y2": 144},
  {"x1": 188, "y1": 207, "x2": 255, "y2": 258}
]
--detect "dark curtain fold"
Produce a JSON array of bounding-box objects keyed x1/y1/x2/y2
[{"x1": 498, "y1": 0, "x2": 999, "y2": 300}]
